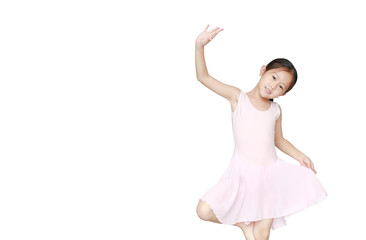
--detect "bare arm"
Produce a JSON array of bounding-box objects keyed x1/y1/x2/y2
[
  {"x1": 194, "y1": 45, "x2": 209, "y2": 80},
  {"x1": 275, "y1": 104, "x2": 317, "y2": 173},
  {"x1": 195, "y1": 46, "x2": 238, "y2": 102},
  {"x1": 276, "y1": 138, "x2": 306, "y2": 162},
  {"x1": 195, "y1": 24, "x2": 239, "y2": 109},
  {"x1": 275, "y1": 104, "x2": 307, "y2": 161}
]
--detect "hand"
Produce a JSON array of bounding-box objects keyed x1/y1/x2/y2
[
  {"x1": 298, "y1": 155, "x2": 317, "y2": 174},
  {"x1": 195, "y1": 24, "x2": 224, "y2": 49}
]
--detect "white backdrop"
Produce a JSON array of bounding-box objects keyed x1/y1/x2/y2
[{"x1": 1, "y1": 0, "x2": 365, "y2": 239}]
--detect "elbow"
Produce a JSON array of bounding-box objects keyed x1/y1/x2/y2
[
  {"x1": 197, "y1": 74, "x2": 209, "y2": 82},
  {"x1": 275, "y1": 137, "x2": 286, "y2": 148}
]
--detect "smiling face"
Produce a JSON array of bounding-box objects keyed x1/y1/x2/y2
[{"x1": 258, "y1": 65, "x2": 293, "y2": 99}]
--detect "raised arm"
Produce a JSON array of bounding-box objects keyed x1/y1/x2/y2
[{"x1": 195, "y1": 24, "x2": 239, "y2": 104}]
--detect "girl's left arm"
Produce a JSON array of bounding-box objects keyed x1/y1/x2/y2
[{"x1": 274, "y1": 104, "x2": 317, "y2": 174}]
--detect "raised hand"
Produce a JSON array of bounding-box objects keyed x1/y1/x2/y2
[{"x1": 195, "y1": 24, "x2": 224, "y2": 48}]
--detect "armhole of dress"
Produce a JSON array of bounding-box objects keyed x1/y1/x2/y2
[{"x1": 232, "y1": 89, "x2": 243, "y2": 116}]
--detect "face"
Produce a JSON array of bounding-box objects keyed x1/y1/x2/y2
[{"x1": 258, "y1": 65, "x2": 293, "y2": 99}]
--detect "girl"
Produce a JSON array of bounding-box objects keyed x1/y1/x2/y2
[{"x1": 194, "y1": 24, "x2": 328, "y2": 240}]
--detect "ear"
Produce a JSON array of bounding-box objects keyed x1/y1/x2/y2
[{"x1": 259, "y1": 65, "x2": 267, "y2": 76}]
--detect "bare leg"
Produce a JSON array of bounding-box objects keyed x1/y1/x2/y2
[
  {"x1": 253, "y1": 218, "x2": 274, "y2": 240},
  {"x1": 196, "y1": 200, "x2": 222, "y2": 223},
  {"x1": 197, "y1": 200, "x2": 258, "y2": 240},
  {"x1": 233, "y1": 221, "x2": 256, "y2": 240}
]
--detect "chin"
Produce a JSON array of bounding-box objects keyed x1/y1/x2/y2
[{"x1": 261, "y1": 90, "x2": 271, "y2": 99}]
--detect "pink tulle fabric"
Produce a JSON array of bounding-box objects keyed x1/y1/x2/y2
[{"x1": 199, "y1": 89, "x2": 328, "y2": 230}]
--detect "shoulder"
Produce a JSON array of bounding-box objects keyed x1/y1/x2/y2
[
  {"x1": 272, "y1": 101, "x2": 281, "y2": 109},
  {"x1": 229, "y1": 87, "x2": 242, "y2": 105},
  {"x1": 273, "y1": 102, "x2": 282, "y2": 120},
  {"x1": 229, "y1": 87, "x2": 242, "y2": 113},
  {"x1": 230, "y1": 87, "x2": 242, "y2": 102},
  {"x1": 275, "y1": 102, "x2": 281, "y2": 111}
]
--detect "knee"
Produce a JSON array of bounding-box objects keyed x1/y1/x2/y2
[
  {"x1": 253, "y1": 228, "x2": 270, "y2": 240},
  {"x1": 196, "y1": 200, "x2": 213, "y2": 221}
]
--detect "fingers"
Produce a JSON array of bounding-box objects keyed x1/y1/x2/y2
[
  {"x1": 308, "y1": 161, "x2": 317, "y2": 174},
  {"x1": 204, "y1": 24, "x2": 224, "y2": 34},
  {"x1": 300, "y1": 158, "x2": 317, "y2": 174},
  {"x1": 209, "y1": 27, "x2": 220, "y2": 32},
  {"x1": 209, "y1": 28, "x2": 224, "y2": 41},
  {"x1": 311, "y1": 162, "x2": 317, "y2": 174},
  {"x1": 211, "y1": 28, "x2": 224, "y2": 35}
]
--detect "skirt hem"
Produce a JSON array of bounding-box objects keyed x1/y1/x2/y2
[{"x1": 198, "y1": 192, "x2": 328, "y2": 230}]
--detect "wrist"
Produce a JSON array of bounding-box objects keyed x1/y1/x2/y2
[
  {"x1": 195, "y1": 43, "x2": 204, "y2": 51},
  {"x1": 296, "y1": 153, "x2": 307, "y2": 162}
]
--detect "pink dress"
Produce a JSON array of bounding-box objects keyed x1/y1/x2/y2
[{"x1": 199, "y1": 89, "x2": 328, "y2": 230}]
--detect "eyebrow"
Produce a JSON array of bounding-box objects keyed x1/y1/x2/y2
[{"x1": 274, "y1": 72, "x2": 288, "y2": 89}]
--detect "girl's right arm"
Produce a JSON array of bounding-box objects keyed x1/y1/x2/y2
[{"x1": 195, "y1": 25, "x2": 240, "y2": 109}]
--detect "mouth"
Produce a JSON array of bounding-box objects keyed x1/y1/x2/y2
[{"x1": 265, "y1": 87, "x2": 271, "y2": 94}]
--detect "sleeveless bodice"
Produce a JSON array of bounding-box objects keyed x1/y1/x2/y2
[{"x1": 231, "y1": 90, "x2": 280, "y2": 166}]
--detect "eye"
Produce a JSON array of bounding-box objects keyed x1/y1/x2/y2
[
  {"x1": 280, "y1": 85, "x2": 283, "y2": 90},
  {"x1": 272, "y1": 76, "x2": 276, "y2": 80}
]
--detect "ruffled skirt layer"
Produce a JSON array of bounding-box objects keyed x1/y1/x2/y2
[{"x1": 199, "y1": 156, "x2": 328, "y2": 230}]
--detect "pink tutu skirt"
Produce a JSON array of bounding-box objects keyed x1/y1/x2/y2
[{"x1": 199, "y1": 155, "x2": 328, "y2": 230}]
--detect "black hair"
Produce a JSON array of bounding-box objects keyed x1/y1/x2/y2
[{"x1": 265, "y1": 58, "x2": 298, "y2": 102}]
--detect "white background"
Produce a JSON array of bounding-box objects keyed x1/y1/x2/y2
[{"x1": 1, "y1": 0, "x2": 365, "y2": 239}]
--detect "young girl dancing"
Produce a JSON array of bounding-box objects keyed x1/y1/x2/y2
[{"x1": 195, "y1": 24, "x2": 328, "y2": 240}]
